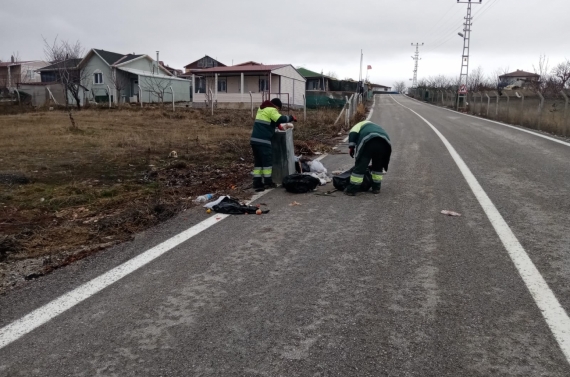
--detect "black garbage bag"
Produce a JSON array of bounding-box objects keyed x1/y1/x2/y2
[
  {"x1": 212, "y1": 197, "x2": 269, "y2": 215},
  {"x1": 282, "y1": 174, "x2": 320, "y2": 193},
  {"x1": 332, "y1": 167, "x2": 373, "y2": 192}
]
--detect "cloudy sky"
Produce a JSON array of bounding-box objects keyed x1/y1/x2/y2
[{"x1": 1, "y1": 0, "x2": 568, "y2": 87}]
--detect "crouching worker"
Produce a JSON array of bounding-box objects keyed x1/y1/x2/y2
[
  {"x1": 250, "y1": 98, "x2": 297, "y2": 192},
  {"x1": 345, "y1": 120, "x2": 391, "y2": 196}
]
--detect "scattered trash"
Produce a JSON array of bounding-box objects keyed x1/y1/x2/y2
[
  {"x1": 194, "y1": 193, "x2": 214, "y2": 203},
  {"x1": 282, "y1": 174, "x2": 321, "y2": 193},
  {"x1": 331, "y1": 170, "x2": 343, "y2": 175},
  {"x1": 40, "y1": 198, "x2": 45, "y2": 202},
  {"x1": 308, "y1": 160, "x2": 327, "y2": 174},
  {"x1": 314, "y1": 189, "x2": 338, "y2": 197},
  {"x1": 289, "y1": 201, "x2": 302, "y2": 206},
  {"x1": 441, "y1": 210, "x2": 462, "y2": 217},
  {"x1": 168, "y1": 150, "x2": 178, "y2": 158},
  {"x1": 212, "y1": 197, "x2": 269, "y2": 215},
  {"x1": 203, "y1": 195, "x2": 227, "y2": 209},
  {"x1": 206, "y1": 208, "x2": 212, "y2": 214},
  {"x1": 314, "y1": 152, "x2": 323, "y2": 155}
]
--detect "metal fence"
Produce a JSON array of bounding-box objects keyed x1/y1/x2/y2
[{"x1": 408, "y1": 88, "x2": 570, "y2": 137}]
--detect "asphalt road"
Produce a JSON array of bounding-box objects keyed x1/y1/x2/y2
[{"x1": 1, "y1": 94, "x2": 570, "y2": 376}]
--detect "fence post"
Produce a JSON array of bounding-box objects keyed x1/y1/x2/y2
[
  {"x1": 479, "y1": 92, "x2": 484, "y2": 115},
  {"x1": 249, "y1": 91, "x2": 253, "y2": 118},
  {"x1": 139, "y1": 85, "x2": 143, "y2": 108},
  {"x1": 561, "y1": 90, "x2": 569, "y2": 137},
  {"x1": 520, "y1": 92, "x2": 525, "y2": 126},
  {"x1": 505, "y1": 91, "x2": 510, "y2": 122},
  {"x1": 209, "y1": 89, "x2": 214, "y2": 115},
  {"x1": 485, "y1": 92, "x2": 491, "y2": 117},
  {"x1": 495, "y1": 91, "x2": 499, "y2": 118},
  {"x1": 344, "y1": 96, "x2": 352, "y2": 127},
  {"x1": 537, "y1": 91, "x2": 544, "y2": 130},
  {"x1": 14, "y1": 88, "x2": 21, "y2": 105},
  {"x1": 169, "y1": 86, "x2": 175, "y2": 112},
  {"x1": 303, "y1": 94, "x2": 306, "y2": 122}
]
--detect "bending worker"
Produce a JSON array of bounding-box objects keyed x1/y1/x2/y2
[
  {"x1": 346, "y1": 120, "x2": 392, "y2": 196},
  {"x1": 250, "y1": 98, "x2": 297, "y2": 192}
]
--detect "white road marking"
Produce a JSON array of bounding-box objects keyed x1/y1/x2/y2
[
  {"x1": 0, "y1": 170, "x2": 308, "y2": 350},
  {"x1": 390, "y1": 94, "x2": 570, "y2": 364},
  {"x1": 403, "y1": 94, "x2": 570, "y2": 148}
]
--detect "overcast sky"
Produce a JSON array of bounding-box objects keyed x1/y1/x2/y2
[{"x1": 1, "y1": 0, "x2": 568, "y2": 87}]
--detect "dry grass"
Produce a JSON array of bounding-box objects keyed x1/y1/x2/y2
[{"x1": 0, "y1": 105, "x2": 345, "y2": 292}]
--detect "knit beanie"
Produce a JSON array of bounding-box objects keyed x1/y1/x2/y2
[{"x1": 270, "y1": 98, "x2": 282, "y2": 109}]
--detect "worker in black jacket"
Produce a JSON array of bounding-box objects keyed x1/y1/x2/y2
[{"x1": 346, "y1": 120, "x2": 392, "y2": 195}]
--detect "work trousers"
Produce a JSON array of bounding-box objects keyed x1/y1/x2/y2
[
  {"x1": 251, "y1": 143, "x2": 273, "y2": 188},
  {"x1": 346, "y1": 138, "x2": 390, "y2": 193}
]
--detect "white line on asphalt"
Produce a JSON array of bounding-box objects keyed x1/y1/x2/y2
[
  {"x1": 404, "y1": 94, "x2": 570, "y2": 148},
  {"x1": 2, "y1": 157, "x2": 329, "y2": 350},
  {"x1": 390, "y1": 94, "x2": 570, "y2": 364}
]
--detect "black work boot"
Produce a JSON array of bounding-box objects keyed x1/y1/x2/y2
[
  {"x1": 264, "y1": 178, "x2": 277, "y2": 189},
  {"x1": 371, "y1": 183, "x2": 381, "y2": 194},
  {"x1": 253, "y1": 177, "x2": 265, "y2": 192}
]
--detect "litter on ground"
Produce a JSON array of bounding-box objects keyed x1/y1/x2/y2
[
  {"x1": 441, "y1": 210, "x2": 462, "y2": 217},
  {"x1": 289, "y1": 201, "x2": 302, "y2": 206}
]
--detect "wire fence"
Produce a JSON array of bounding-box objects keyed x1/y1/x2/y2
[{"x1": 408, "y1": 87, "x2": 570, "y2": 137}]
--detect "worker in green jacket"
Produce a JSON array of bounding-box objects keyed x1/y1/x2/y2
[
  {"x1": 250, "y1": 98, "x2": 297, "y2": 191},
  {"x1": 345, "y1": 120, "x2": 391, "y2": 196}
]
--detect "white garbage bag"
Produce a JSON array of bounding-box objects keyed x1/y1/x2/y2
[{"x1": 308, "y1": 160, "x2": 327, "y2": 174}]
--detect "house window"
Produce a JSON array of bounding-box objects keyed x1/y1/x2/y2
[
  {"x1": 26, "y1": 70, "x2": 33, "y2": 80},
  {"x1": 94, "y1": 72, "x2": 103, "y2": 84},
  {"x1": 218, "y1": 79, "x2": 227, "y2": 92},
  {"x1": 259, "y1": 78, "x2": 268, "y2": 92}
]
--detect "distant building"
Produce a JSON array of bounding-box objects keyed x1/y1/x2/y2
[
  {"x1": 499, "y1": 69, "x2": 540, "y2": 88},
  {"x1": 183, "y1": 55, "x2": 226, "y2": 73}
]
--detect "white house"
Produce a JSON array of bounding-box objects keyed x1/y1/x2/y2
[
  {"x1": 185, "y1": 62, "x2": 306, "y2": 108},
  {"x1": 78, "y1": 49, "x2": 191, "y2": 105}
]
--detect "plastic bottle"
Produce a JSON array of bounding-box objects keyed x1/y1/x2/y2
[{"x1": 194, "y1": 193, "x2": 214, "y2": 203}]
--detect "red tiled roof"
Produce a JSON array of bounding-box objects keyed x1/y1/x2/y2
[{"x1": 186, "y1": 64, "x2": 288, "y2": 75}]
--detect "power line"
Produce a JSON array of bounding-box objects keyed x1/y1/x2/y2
[{"x1": 424, "y1": 3, "x2": 459, "y2": 36}]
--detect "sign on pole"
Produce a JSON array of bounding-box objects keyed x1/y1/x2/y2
[{"x1": 458, "y1": 84, "x2": 468, "y2": 94}]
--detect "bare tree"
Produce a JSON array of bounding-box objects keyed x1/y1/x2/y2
[
  {"x1": 42, "y1": 36, "x2": 89, "y2": 111},
  {"x1": 107, "y1": 68, "x2": 130, "y2": 106},
  {"x1": 532, "y1": 54, "x2": 550, "y2": 92},
  {"x1": 326, "y1": 71, "x2": 338, "y2": 79},
  {"x1": 393, "y1": 81, "x2": 407, "y2": 93},
  {"x1": 139, "y1": 61, "x2": 173, "y2": 105},
  {"x1": 552, "y1": 59, "x2": 570, "y2": 89},
  {"x1": 468, "y1": 66, "x2": 486, "y2": 92}
]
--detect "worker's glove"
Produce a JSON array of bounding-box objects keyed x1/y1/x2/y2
[
  {"x1": 291, "y1": 115, "x2": 298, "y2": 122},
  {"x1": 277, "y1": 124, "x2": 284, "y2": 131},
  {"x1": 349, "y1": 147, "x2": 355, "y2": 158}
]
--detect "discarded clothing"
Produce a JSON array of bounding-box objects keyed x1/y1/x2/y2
[
  {"x1": 282, "y1": 174, "x2": 321, "y2": 193},
  {"x1": 212, "y1": 197, "x2": 269, "y2": 215}
]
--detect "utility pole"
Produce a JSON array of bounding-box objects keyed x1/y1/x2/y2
[
  {"x1": 411, "y1": 43, "x2": 423, "y2": 88},
  {"x1": 456, "y1": 0, "x2": 482, "y2": 110}
]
